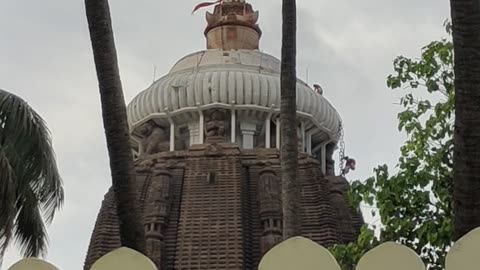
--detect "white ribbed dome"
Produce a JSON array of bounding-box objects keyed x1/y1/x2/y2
[{"x1": 127, "y1": 49, "x2": 342, "y2": 143}]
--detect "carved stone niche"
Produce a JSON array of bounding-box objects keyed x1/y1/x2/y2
[
  {"x1": 204, "y1": 109, "x2": 230, "y2": 143},
  {"x1": 257, "y1": 167, "x2": 282, "y2": 255},
  {"x1": 138, "y1": 120, "x2": 170, "y2": 157},
  {"x1": 144, "y1": 169, "x2": 173, "y2": 269}
]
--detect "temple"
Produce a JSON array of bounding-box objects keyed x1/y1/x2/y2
[{"x1": 84, "y1": 1, "x2": 364, "y2": 269}]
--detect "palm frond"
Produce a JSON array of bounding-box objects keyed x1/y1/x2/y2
[
  {"x1": 0, "y1": 89, "x2": 63, "y2": 258},
  {"x1": 0, "y1": 146, "x2": 15, "y2": 261},
  {"x1": 14, "y1": 188, "x2": 48, "y2": 257}
]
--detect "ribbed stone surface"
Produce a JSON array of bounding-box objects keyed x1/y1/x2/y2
[{"x1": 127, "y1": 50, "x2": 341, "y2": 142}]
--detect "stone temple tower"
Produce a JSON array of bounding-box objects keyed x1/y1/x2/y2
[{"x1": 84, "y1": 1, "x2": 364, "y2": 269}]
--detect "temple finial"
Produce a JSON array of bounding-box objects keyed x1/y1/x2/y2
[{"x1": 204, "y1": 0, "x2": 262, "y2": 50}]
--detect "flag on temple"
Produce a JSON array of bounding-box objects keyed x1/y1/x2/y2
[{"x1": 192, "y1": 0, "x2": 223, "y2": 14}]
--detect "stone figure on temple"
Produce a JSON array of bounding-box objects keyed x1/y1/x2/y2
[
  {"x1": 138, "y1": 120, "x2": 170, "y2": 156},
  {"x1": 204, "y1": 109, "x2": 229, "y2": 139}
]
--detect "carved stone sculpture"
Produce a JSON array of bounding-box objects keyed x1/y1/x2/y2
[
  {"x1": 204, "y1": 109, "x2": 229, "y2": 142},
  {"x1": 138, "y1": 120, "x2": 170, "y2": 156}
]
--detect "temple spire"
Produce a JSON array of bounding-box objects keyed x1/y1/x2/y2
[{"x1": 204, "y1": 0, "x2": 262, "y2": 50}]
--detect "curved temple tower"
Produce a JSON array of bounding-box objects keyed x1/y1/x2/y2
[{"x1": 85, "y1": 1, "x2": 363, "y2": 269}]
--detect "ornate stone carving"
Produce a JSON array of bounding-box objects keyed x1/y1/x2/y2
[
  {"x1": 144, "y1": 170, "x2": 173, "y2": 269},
  {"x1": 257, "y1": 167, "x2": 282, "y2": 255},
  {"x1": 135, "y1": 158, "x2": 155, "y2": 173},
  {"x1": 204, "y1": 109, "x2": 229, "y2": 142},
  {"x1": 205, "y1": 0, "x2": 261, "y2": 50},
  {"x1": 205, "y1": 0, "x2": 260, "y2": 32},
  {"x1": 138, "y1": 120, "x2": 169, "y2": 157},
  {"x1": 205, "y1": 143, "x2": 224, "y2": 157}
]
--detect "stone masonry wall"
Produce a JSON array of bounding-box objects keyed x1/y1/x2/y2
[{"x1": 83, "y1": 145, "x2": 363, "y2": 270}]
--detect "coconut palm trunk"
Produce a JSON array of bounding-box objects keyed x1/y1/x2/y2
[
  {"x1": 84, "y1": 0, "x2": 146, "y2": 252},
  {"x1": 281, "y1": 0, "x2": 301, "y2": 238},
  {"x1": 450, "y1": 0, "x2": 480, "y2": 240}
]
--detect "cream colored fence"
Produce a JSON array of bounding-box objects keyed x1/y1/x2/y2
[{"x1": 7, "y1": 228, "x2": 480, "y2": 270}]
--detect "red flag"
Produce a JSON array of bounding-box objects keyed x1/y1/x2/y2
[{"x1": 192, "y1": 0, "x2": 222, "y2": 14}]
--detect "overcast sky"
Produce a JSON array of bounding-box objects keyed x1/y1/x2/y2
[{"x1": 1, "y1": 0, "x2": 449, "y2": 269}]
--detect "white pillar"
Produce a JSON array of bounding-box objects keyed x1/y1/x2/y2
[
  {"x1": 169, "y1": 122, "x2": 175, "y2": 151},
  {"x1": 265, "y1": 114, "x2": 272, "y2": 148},
  {"x1": 301, "y1": 122, "x2": 306, "y2": 153},
  {"x1": 188, "y1": 122, "x2": 200, "y2": 146},
  {"x1": 199, "y1": 111, "x2": 204, "y2": 144},
  {"x1": 306, "y1": 132, "x2": 313, "y2": 155},
  {"x1": 276, "y1": 118, "x2": 281, "y2": 149},
  {"x1": 321, "y1": 143, "x2": 327, "y2": 175},
  {"x1": 240, "y1": 122, "x2": 256, "y2": 149},
  {"x1": 231, "y1": 110, "x2": 236, "y2": 143}
]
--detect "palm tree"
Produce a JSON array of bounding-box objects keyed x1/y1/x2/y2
[
  {"x1": 280, "y1": 0, "x2": 301, "y2": 238},
  {"x1": 84, "y1": 0, "x2": 146, "y2": 252},
  {"x1": 0, "y1": 89, "x2": 64, "y2": 263},
  {"x1": 450, "y1": 0, "x2": 480, "y2": 240}
]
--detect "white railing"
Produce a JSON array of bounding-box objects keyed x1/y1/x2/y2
[{"x1": 8, "y1": 227, "x2": 480, "y2": 270}]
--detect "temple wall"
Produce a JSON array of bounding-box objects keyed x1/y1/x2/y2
[
  {"x1": 298, "y1": 157, "x2": 341, "y2": 246},
  {"x1": 83, "y1": 146, "x2": 363, "y2": 270},
  {"x1": 174, "y1": 144, "x2": 246, "y2": 269}
]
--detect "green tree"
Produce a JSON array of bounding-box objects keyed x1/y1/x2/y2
[
  {"x1": 84, "y1": 0, "x2": 146, "y2": 252},
  {"x1": 331, "y1": 25, "x2": 454, "y2": 270},
  {"x1": 281, "y1": 0, "x2": 301, "y2": 238},
  {"x1": 449, "y1": 0, "x2": 480, "y2": 240},
  {"x1": 0, "y1": 90, "x2": 64, "y2": 262}
]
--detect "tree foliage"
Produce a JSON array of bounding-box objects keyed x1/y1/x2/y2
[
  {"x1": 331, "y1": 24, "x2": 454, "y2": 270},
  {"x1": 0, "y1": 89, "x2": 64, "y2": 262}
]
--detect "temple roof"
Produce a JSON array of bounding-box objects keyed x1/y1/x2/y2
[
  {"x1": 127, "y1": 49, "x2": 342, "y2": 143},
  {"x1": 126, "y1": 0, "x2": 342, "y2": 144}
]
